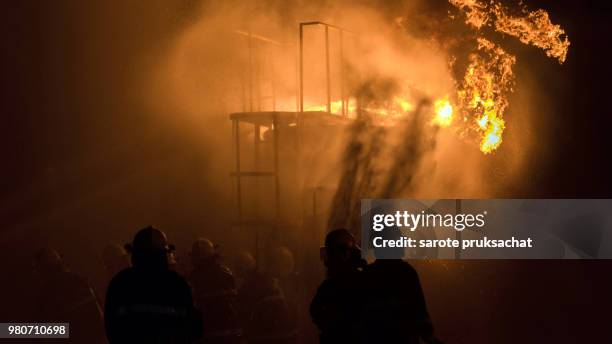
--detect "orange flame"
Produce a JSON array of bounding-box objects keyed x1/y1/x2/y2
[
  {"x1": 433, "y1": 96, "x2": 454, "y2": 127},
  {"x1": 449, "y1": 0, "x2": 570, "y2": 153},
  {"x1": 450, "y1": 0, "x2": 570, "y2": 64}
]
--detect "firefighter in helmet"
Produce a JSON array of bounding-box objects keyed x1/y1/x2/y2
[
  {"x1": 104, "y1": 226, "x2": 202, "y2": 343},
  {"x1": 35, "y1": 247, "x2": 106, "y2": 343},
  {"x1": 189, "y1": 238, "x2": 242, "y2": 344}
]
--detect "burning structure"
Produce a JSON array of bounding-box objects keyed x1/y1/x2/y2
[
  {"x1": 211, "y1": 0, "x2": 570, "y2": 256},
  {"x1": 227, "y1": 19, "x2": 460, "y2": 257}
]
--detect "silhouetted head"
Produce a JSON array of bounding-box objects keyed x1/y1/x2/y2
[
  {"x1": 35, "y1": 247, "x2": 67, "y2": 276},
  {"x1": 190, "y1": 238, "x2": 216, "y2": 267},
  {"x1": 268, "y1": 246, "x2": 295, "y2": 278},
  {"x1": 126, "y1": 226, "x2": 175, "y2": 270},
  {"x1": 322, "y1": 228, "x2": 362, "y2": 275},
  {"x1": 102, "y1": 243, "x2": 131, "y2": 276},
  {"x1": 231, "y1": 251, "x2": 256, "y2": 282}
]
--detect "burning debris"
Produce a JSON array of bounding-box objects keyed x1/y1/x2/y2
[
  {"x1": 447, "y1": 0, "x2": 570, "y2": 153},
  {"x1": 450, "y1": 0, "x2": 570, "y2": 64},
  {"x1": 324, "y1": 1, "x2": 572, "y2": 229},
  {"x1": 457, "y1": 37, "x2": 515, "y2": 153},
  {"x1": 303, "y1": 1, "x2": 570, "y2": 155}
]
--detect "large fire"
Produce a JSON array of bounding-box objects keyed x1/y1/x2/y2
[
  {"x1": 451, "y1": 0, "x2": 570, "y2": 64},
  {"x1": 448, "y1": 0, "x2": 570, "y2": 153},
  {"x1": 303, "y1": 0, "x2": 569, "y2": 154},
  {"x1": 457, "y1": 37, "x2": 514, "y2": 153}
]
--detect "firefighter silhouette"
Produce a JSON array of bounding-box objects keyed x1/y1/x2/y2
[
  {"x1": 188, "y1": 238, "x2": 242, "y2": 344},
  {"x1": 230, "y1": 251, "x2": 256, "y2": 289},
  {"x1": 104, "y1": 226, "x2": 202, "y2": 343},
  {"x1": 34, "y1": 247, "x2": 106, "y2": 343},
  {"x1": 237, "y1": 252, "x2": 297, "y2": 344},
  {"x1": 360, "y1": 227, "x2": 440, "y2": 344},
  {"x1": 310, "y1": 228, "x2": 365, "y2": 344}
]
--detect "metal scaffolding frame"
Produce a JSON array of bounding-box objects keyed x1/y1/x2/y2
[
  {"x1": 229, "y1": 23, "x2": 355, "y2": 263},
  {"x1": 234, "y1": 30, "x2": 283, "y2": 113},
  {"x1": 299, "y1": 21, "x2": 357, "y2": 117},
  {"x1": 231, "y1": 112, "x2": 281, "y2": 222}
]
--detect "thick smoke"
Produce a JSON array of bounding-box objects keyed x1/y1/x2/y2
[
  {"x1": 327, "y1": 100, "x2": 439, "y2": 232},
  {"x1": 150, "y1": 0, "x2": 535, "y2": 239}
]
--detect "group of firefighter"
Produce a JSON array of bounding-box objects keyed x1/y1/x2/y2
[{"x1": 32, "y1": 226, "x2": 440, "y2": 343}]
